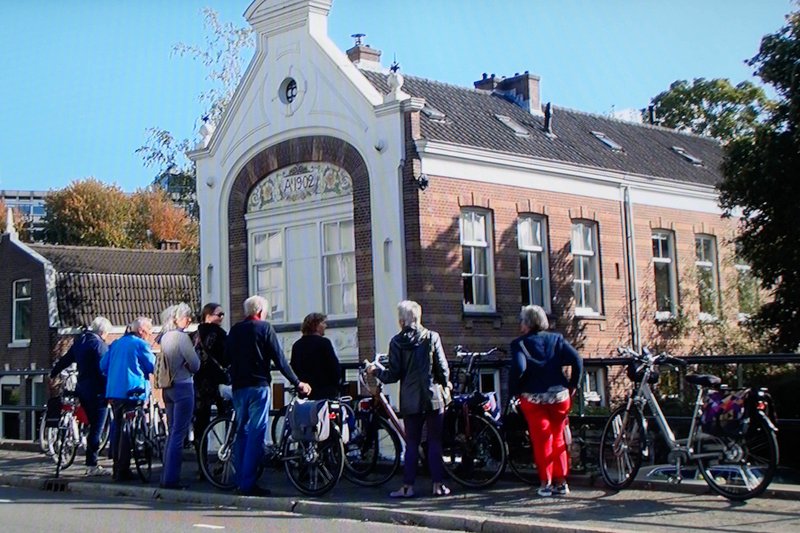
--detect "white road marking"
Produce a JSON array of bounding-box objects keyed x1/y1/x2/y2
[
  {"x1": 0, "y1": 499, "x2": 12, "y2": 503},
  {"x1": 193, "y1": 525, "x2": 225, "y2": 530}
]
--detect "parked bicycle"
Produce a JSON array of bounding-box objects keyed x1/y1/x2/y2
[
  {"x1": 599, "y1": 347, "x2": 779, "y2": 500},
  {"x1": 116, "y1": 387, "x2": 161, "y2": 483},
  {"x1": 197, "y1": 385, "x2": 345, "y2": 496}
]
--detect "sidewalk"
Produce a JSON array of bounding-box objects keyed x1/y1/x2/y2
[{"x1": 2, "y1": 441, "x2": 799, "y2": 533}]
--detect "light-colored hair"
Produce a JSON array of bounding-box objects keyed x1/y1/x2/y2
[
  {"x1": 244, "y1": 295, "x2": 269, "y2": 318},
  {"x1": 520, "y1": 305, "x2": 549, "y2": 333},
  {"x1": 89, "y1": 316, "x2": 112, "y2": 336},
  {"x1": 161, "y1": 302, "x2": 193, "y2": 333},
  {"x1": 397, "y1": 300, "x2": 422, "y2": 328},
  {"x1": 129, "y1": 317, "x2": 153, "y2": 336}
]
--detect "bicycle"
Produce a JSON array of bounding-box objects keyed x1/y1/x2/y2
[
  {"x1": 117, "y1": 387, "x2": 160, "y2": 483},
  {"x1": 52, "y1": 391, "x2": 81, "y2": 477},
  {"x1": 197, "y1": 385, "x2": 345, "y2": 496},
  {"x1": 442, "y1": 346, "x2": 507, "y2": 489},
  {"x1": 598, "y1": 347, "x2": 779, "y2": 501}
]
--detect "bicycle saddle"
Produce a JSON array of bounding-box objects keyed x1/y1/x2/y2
[{"x1": 684, "y1": 374, "x2": 722, "y2": 387}]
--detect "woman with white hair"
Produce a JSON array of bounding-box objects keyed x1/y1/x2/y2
[
  {"x1": 509, "y1": 305, "x2": 583, "y2": 497},
  {"x1": 157, "y1": 303, "x2": 200, "y2": 489},
  {"x1": 367, "y1": 300, "x2": 452, "y2": 498},
  {"x1": 50, "y1": 316, "x2": 113, "y2": 476}
]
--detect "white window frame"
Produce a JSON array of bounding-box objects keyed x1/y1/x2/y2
[
  {"x1": 517, "y1": 214, "x2": 551, "y2": 311},
  {"x1": 251, "y1": 231, "x2": 285, "y2": 323},
  {"x1": 460, "y1": 209, "x2": 496, "y2": 313},
  {"x1": 734, "y1": 251, "x2": 759, "y2": 321},
  {"x1": 695, "y1": 234, "x2": 720, "y2": 321},
  {"x1": 583, "y1": 367, "x2": 606, "y2": 407},
  {"x1": 571, "y1": 221, "x2": 602, "y2": 316},
  {"x1": 322, "y1": 219, "x2": 357, "y2": 319},
  {"x1": 11, "y1": 279, "x2": 32, "y2": 344},
  {"x1": 652, "y1": 230, "x2": 678, "y2": 320},
  {"x1": 479, "y1": 369, "x2": 502, "y2": 407}
]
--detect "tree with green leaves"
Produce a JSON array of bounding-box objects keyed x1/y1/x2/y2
[
  {"x1": 646, "y1": 78, "x2": 772, "y2": 141},
  {"x1": 719, "y1": 11, "x2": 800, "y2": 351},
  {"x1": 136, "y1": 8, "x2": 253, "y2": 213}
]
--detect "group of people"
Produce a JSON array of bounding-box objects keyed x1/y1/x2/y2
[{"x1": 50, "y1": 294, "x2": 583, "y2": 499}]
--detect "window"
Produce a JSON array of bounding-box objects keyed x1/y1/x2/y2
[
  {"x1": 571, "y1": 221, "x2": 601, "y2": 315},
  {"x1": 583, "y1": 368, "x2": 606, "y2": 406},
  {"x1": 460, "y1": 209, "x2": 495, "y2": 312},
  {"x1": 323, "y1": 220, "x2": 357, "y2": 317},
  {"x1": 695, "y1": 235, "x2": 719, "y2": 318},
  {"x1": 518, "y1": 215, "x2": 550, "y2": 310},
  {"x1": 672, "y1": 146, "x2": 703, "y2": 166},
  {"x1": 591, "y1": 131, "x2": 625, "y2": 153},
  {"x1": 12, "y1": 280, "x2": 31, "y2": 342},
  {"x1": 252, "y1": 232, "x2": 285, "y2": 321},
  {"x1": 652, "y1": 231, "x2": 678, "y2": 318},
  {"x1": 494, "y1": 114, "x2": 530, "y2": 137},
  {"x1": 735, "y1": 243, "x2": 759, "y2": 319}
]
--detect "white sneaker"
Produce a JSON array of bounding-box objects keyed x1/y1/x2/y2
[
  {"x1": 85, "y1": 465, "x2": 111, "y2": 477},
  {"x1": 553, "y1": 482, "x2": 570, "y2": 496},
  {"x1": 537, "y1": 485, "x2": 553, "y2": 497}
]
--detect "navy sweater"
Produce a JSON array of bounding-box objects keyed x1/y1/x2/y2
[
  {"x1": 225, "y1": 318, "x2": 299, "y2": 390},
  {"x1": 51, "y1": 331, "x2": 108, "y2": 400},
  {"x1": 509, "y1": 331, "x2": 583, "y2": 396}
]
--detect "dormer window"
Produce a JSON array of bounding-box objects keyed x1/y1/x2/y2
[
  {"x1": 591, "y1": 131, "x2": 624, "y2": 153},
  {"x1": 494, "y1": 114, "x2": 530, "y2": 137},
  {"x1": 672, "y1": 146, "x2": 703, "y2": 166},
  {"x1": 421, "y1": 105, "x2": 447, "y2": 123}
]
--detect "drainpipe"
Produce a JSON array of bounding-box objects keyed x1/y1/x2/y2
[{"x1": 621, "y1": 185, "x2": 641, "y2": 352}]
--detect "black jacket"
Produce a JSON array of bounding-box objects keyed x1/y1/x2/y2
[
  {"x1": 377, "y1": 326, "x2": 449, "y2": 416},
  {"x1": 51, "y1": 331, "x2": 108, "y2": 400},
  {"x1": 194, "y1": 322, "x2": 229, "y2": 387},
  {"x1": 290, "y1": 335, "x2": 341, "y2": 400},
  {"x1": 225, "y1": 318, "x2": 299, "y2": 391}
]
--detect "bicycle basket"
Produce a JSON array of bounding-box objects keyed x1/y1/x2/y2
[
  {"x1": 701, "y1": 389, "x2": 748, "y2": 436},
  {"x1": 626, "y1": 362, "x2": 659, "y2": 384}
]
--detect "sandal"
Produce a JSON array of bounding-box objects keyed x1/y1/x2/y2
[
  {"x1": 389, "y1": 485, "x2": 416, "y2": 498},
  {"x1": 432, "y1": 483, "x2": 451, "y2": 497}
]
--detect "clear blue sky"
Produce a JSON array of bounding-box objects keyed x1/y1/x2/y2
[{"x1": 0, "y1": 0, "x2": 792, "y2": 192}]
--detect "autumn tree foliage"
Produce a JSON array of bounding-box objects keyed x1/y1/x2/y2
[
  {"x1": 0, "y1": 198, "x2": 29, "y2": 239},
  {"x1": 42, "y1": 178, "x2": 197, "y2": 249}
]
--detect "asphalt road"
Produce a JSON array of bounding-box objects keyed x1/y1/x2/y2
[{"x1": 0, "y1": 486, "x2": 441, "y2": 533}]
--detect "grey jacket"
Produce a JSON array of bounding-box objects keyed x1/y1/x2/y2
[
  {"x1": 376, "y1": 326, "x2": 450, "y2": 416},
  {"x1": 160, "y1": 330, "x2": 201, "y2": 385}
]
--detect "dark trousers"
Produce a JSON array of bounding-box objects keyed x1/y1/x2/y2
[
  {"x1": 78, "y1": 392, "x2": 107, "y2": 467},
  {"x1": 161, "y1": 382, "x2": 195, "y2": 486},
  {"x1": 403, "y1": 411, "x2": 445, "y2": 485},
  {"x1": 193, "y1": 384, "x2": 224, "y2": 451},
  {"x1": 110, "y1": 400, "x2": 135, "y2": 477}
]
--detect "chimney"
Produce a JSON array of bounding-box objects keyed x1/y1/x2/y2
[
  {"x1": 496, "y1": 71, "x2": 541, "y2": 115},
  {"x1": 544, "y1": 102, "x2": 554, "y2": 135},
  {"x1": 474, "y1": 73, "x2": 500, "y2": 91},
  {"x1": 346, "y1": 33, "x2": 381, "y2": 69},
  {"x1": 159, "y1": 239, "x2": 181, "y2": 251},
  {"x1": 647, "y1": 104, "x2": 657, "y2": 125}
]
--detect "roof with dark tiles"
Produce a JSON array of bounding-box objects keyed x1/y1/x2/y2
[
  {"x1": 361, "y1": 70, "x2": 723, "y2": 187},
  {"x1": 27, "y1": 244, "x2": 199, "y2": 328}
]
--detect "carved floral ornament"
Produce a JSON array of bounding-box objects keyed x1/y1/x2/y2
[{"x1": 247, "y1": 162, "x2": 353, "y2": 212}]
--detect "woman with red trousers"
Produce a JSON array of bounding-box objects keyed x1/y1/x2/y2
[{"x1": 510, "y1": 305, "x2": 583, "y2": 497}]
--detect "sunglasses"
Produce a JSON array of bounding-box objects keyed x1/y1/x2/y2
[{"x1": 213, "y1": 312, "x2": 225, "y2": 317}]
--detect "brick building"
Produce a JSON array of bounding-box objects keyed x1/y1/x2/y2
[
  {"x1": 190, "y1": 0, "x2": 753, "y2": 406},
  {"x1": 0, "y1": 220, "x2": 199, "y2": 439}
]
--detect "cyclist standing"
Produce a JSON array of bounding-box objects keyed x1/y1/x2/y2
[
  {"x1": 100, "y1": 317, "x2": 156, "y2": 482},
  {"x1": 50, "y1": 316, "x2": 112, "y2": 476},
  {"x1": 290, "y1": 313, "x2": 341, "y2": 400}
]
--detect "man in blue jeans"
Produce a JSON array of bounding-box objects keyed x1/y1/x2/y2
[
  {"x1": 225, "y1": 295, "x2": 311, "y2": 496},
  {"x1": 50, "y1": 316, "x2": 112, "y2": 476}
]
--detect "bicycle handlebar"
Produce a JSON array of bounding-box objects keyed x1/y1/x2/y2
[{"x1": 617, "y1": 347, "x2": 687, "y2": 368}]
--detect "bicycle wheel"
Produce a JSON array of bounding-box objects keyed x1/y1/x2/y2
[
  {"x1": 696, "y1": 413, "x2": 779, "y2": 500},
  {"x1": 599, "y1": 405, "x2": 646, "y2": 490},
  {"x1": 198, "y1": 415, "x2": 237, "y2": 490},
  {"x1": 343, "y1": 414, "x2": 402, "y2": 486},
  {"x1": 505, "y1": 415, "x2": 537, "y2": 485},
  {"x1": 53, "y1": 412, "x2": 78, "y2": 470},
  {"x1": 283, "y1": 429, "x2": 345, "y2": 496},
  {"x1": 131, "y1": 415, "x2": 153, "y2": 483},
  {"x1": 442, "y1": 413, "x2": 507, "y2": 489},
  {"x1": 98, "y1": 405, "x2": 112, "y2": 453}
]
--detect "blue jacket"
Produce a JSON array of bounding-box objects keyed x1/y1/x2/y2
[
  {"x1": 509, "y1": 331, "x2": 583, "y2": 396},
  {"x1": 50, "y1": 331, "x2": 108, "y2": 400},
  {"x1": 99, "y1": 333, "x2": 155, "y2": 400},
  {"x1": 226, "y1": 318, "x2": 299, "y2": 391}
]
